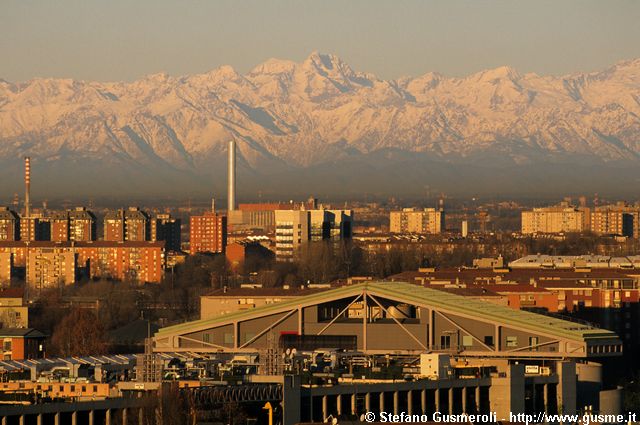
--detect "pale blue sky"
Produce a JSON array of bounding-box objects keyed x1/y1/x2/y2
[{"x1": 2, "y1": 0, "x2": 640, "y2": 82}]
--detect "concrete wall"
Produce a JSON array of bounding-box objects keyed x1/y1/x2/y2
[{"x1": 490, "y1": 363, "x2": 525, "y2": 418}]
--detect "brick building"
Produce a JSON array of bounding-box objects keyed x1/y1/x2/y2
[
  {"x1": 75, "y1": 241, "x2": 165, "y2": 283},
  {"x1": 189, "y1": 212, "x2": 226, "y2": 254},
  {"x1": 104, "y1": 207, "x2": 149, "y2": 242},
  {"x1": 0, "y1": 328, "x2": 46, "y2": 360},
  {"x1": 0, "y1": 208, "x2": 19, "y2": 241},
  {"x1": 49, "y1": 211, "x2": 69, "y2": 242},
  {"x1": 225, "y1": 241, "x2": 274, "y2": 269},
  {"x1": 68, "y1": 207, "x2": 97, "y2": 242},
  {"x1": 0, "y1": 241, "x2": 165, "y2": 285}
]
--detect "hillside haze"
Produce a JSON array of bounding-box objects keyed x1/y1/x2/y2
[{"x1": 2, "y1": 52, "x2": 640, "y2": 200}]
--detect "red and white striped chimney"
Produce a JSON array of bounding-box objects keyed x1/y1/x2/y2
[{"x1": 24, "y1": 156, "x2": 31, "y2": 218}]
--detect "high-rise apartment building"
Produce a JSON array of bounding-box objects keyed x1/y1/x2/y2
[
  {"x1": 68, "y1": 207, "x2": 96, "y2": 242},
  {"x1": 104, "y1": 210, "x2": 125, "y2": 241},
  {"x1": 19, "y1": 217, "x2": 39, "y2": 242},
  {"x1": 389, "y1": 208, "x2": 444, "y2": 234},
  {"x1": 521, "y1": 204, "x2": 589, "y2": 234},
  {"x1": 104, "y1": 207, "x2": 149, "y2": 242},
  {"x1": 591, "y1": 203, "x2": 638, "y2": 237},
  {"x1": 275, "y1": 210, "x2": 309, "y2": 261},
  {"x1": 0, "y1": 208, "x2": 19, "y2": 241},
  {"x1": 27, "y1": 247, "x2": 76, "y2": 293},
  {"x1": 189, "y1": 212, "x2": 227, "y2": 254},
  {"x1": 150, "y1": 214, "x2": 181, "y2": 252},
  {"x1": 49, "y1": 211, "x2": 69, "y2": 242},
  {"x1": 274, "y1": 209, "x2": 352, "y2": 261}
]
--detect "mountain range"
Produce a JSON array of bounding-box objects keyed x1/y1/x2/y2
[{"x1": 2, "y1": 52, "x2": 640, "y2": 201}]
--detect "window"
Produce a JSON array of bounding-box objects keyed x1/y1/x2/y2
[
  {"x1": 440, "y1": 335, "x2": 451, "y2": 349},
  {"x1": 506, "y1": 336, "x2": 518, "y2": 347},
  {"x1": 203, "y1": 334, "x2": 210, "y2": 343},
  {"x1": 223, "y1": 333, "x2": 234, "y2": 344},
  {"x1": 484, "y1": 336, "x2": 494, "y2": 346},
  {"x1": 462, "y1": 335, "x2": 473, "y2": 347},
  {"x1": 2, "y1": 340, "x2": 11, "y2": 351},
  {"x1": 529, "y1": 337, "x2": 539, "y2": 351}
]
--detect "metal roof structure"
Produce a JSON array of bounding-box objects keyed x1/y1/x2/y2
[
  {"x1": 0, "y1": 354, "x2": 137, "y2": 372},
  {"x1": 156, "y1": 281, "x2": 621, "y2": 357}
]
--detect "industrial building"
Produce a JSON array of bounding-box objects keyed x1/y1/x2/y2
[{"x1": 154, "y1": 281, "x2": 622, "y2": 423}]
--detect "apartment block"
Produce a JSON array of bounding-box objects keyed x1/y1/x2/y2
[
  {"x1": 19, "y1": 217, "x2": 39, "y2": 242},
  {"x1": 48, "y1": 211, "x2": 69, "y2": 242},
  {"x1": 27, "y1": 247, "x2": 76, "y2": 291},
  {"x1": 521, "y1": 205, "x2": 589, "y2": 234},
  {"x1": 189, "y1": 212, "x2": 227, "y2": 254},
  {"x1": 275, "y1": 210, "x2": 309, "y2": 261},
  {"x1": 390, "y1": 208, "x2": 444, "y2": 234},
  {"x1": 68, "y1": 207, "x2": 96, "y2": 242},
  {"x1": 104, "y1": 207, "x2": 149, "y2": 242},
  {"x1": 0, "y1": 241, "x2": 165, "y2": 285},
  {"x1": 591, "y1": 203, "x2": 638, "y2": 237},
  {"x1": 75, "y1": 241, "x2": 165, "y2": 283},
  {"x1": 0, "y1": 208, "x2": 19, "y2": 241}
]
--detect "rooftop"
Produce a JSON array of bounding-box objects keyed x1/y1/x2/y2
[
  {"x1": 0, "y1": 328, "x2": 46, "y2": 338},
  {"x1": 159, "y1": 281, "x2": 616, "y2": 343},
  {"x1": 0, "y1": 288, "x2": 25, "y2": 299}
]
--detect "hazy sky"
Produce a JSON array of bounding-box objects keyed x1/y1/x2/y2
[{"x1": 2, "y1": 0, "x2": 640, "y2": 82}]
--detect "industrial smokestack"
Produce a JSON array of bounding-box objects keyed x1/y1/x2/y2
[
  {"x1": 227, "y1": 140, "x2": 236, "y2": 211},
  {"x1": 24, "y1": 157, "x2": 31, "y2": 218}
]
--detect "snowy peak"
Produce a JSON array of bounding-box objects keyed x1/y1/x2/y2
[
  {"x1": 250, "y1": 57, "x2": 297, "y2": 76},
  {"x1": 472, "y1": 65, "x2": 521, "y2": 83},
  {"x1": 1, "y1": 53, "x2": 640, "y2": 197}
]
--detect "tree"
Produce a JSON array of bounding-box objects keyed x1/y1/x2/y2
[{"x1": 50, "y1": 308, "x2": 108, "y2": 357}]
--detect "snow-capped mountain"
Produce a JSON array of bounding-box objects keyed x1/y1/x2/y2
[{"x1": 1, "y1": 52, "x2": 640, "y2": 199}]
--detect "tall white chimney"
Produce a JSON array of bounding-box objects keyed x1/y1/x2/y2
[{"x1": 227, "y1": 140, "x2": 236, "y2": 211}]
